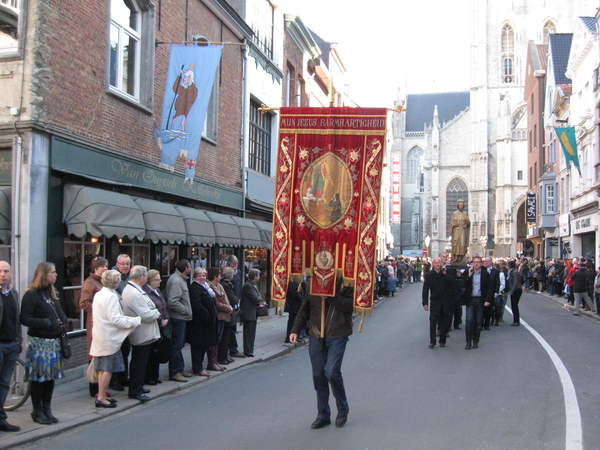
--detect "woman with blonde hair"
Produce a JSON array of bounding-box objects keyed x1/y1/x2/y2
[
  {"x1": 91, "y1": 270, "x2": 141, "y2": 407},
  {"x1": 20, "y1": 262, "x2": 66, "y2": 424}
]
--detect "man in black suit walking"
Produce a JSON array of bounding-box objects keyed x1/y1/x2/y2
[
  {"x1": 462, "y1": 255, "x2": 493, "y2": 350},
  {"x1": 422, "y1": 257, "x2": 454, "y2": 348},
  {"x1": 482, "y1": 257, "x2": 501, "y2": 330}
]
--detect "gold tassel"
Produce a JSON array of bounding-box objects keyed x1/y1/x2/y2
[{"x1": 358, "y1": 317, "x2": 364, "y2": 333}]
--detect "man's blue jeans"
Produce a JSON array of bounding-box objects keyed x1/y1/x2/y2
[
  {"x1": 308, "y1": 336, "x2": 349, "y2": 420},
  {"x1": 465, "y1": 298, "x2": 485, "y2": 343},
  {"x1": 169, "y1": 318, "x2": 187, "y2": 376},
  {"x1": 0, "y1": 341, "x2": 19, "y2": 422}
]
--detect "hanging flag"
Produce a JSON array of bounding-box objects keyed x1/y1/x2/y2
[
  {"x1": 271, "y1": 107, "x2": 388, "y2": 316},
  {"x1": 158, "y1": 44, "x2": 223, "y2": 182},
  {"x1": 554, "y1": 127, "x2": 581, "y2": 176}
]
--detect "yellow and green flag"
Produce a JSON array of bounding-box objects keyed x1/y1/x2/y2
[{"x1": 554, "y1": 127, "x2": 581, "y2": 176}]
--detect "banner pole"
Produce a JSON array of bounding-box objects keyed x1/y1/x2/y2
[{"x1": 320, "y1": 296, "x2": 326, "y2": 351}]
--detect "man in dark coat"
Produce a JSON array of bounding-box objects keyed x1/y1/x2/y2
[
  {"x1": 240, "y1": 269, "x2": 263, "y2": 357},
  {"x1": 290, "y1": 277, "x2": 354, "y2": 430},
  {"x1": 571, "y1": 264, "x2": 596, "y2": 315},
  {"x1": 422, "y1": 257, "x2": 454, "y2": 348},
  {"x1": 483, "y1": 257, "x2": 501, "y2": 330},
  {"x1": 0, "y1": 261, "x2": 21, "y2": 432},
  {"x1": 461, "y1": 255, "x2": 493, "y2": 349}
]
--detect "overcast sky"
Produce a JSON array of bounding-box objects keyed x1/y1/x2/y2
[{"x1": 284, "y1": 0, "x2": 472, "y2": 107}]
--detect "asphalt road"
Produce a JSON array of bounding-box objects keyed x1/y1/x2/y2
[{"x1": 17, "y1": 283, "x2": 600, "y2": 450}]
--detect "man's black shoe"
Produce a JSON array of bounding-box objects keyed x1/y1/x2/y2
[
  {"x1": 335, "y1": 412, "x2": 348, "y2": 427},
  {"x1": 465, "y1": 342, "x2": 472, "y2": 350},
  {"x1": 244, "y1": 353, "x2": 254, "y2": 357},
  {"x1": 129, "y1": 394, "x2": 151, "y2": 402},
  {"x1": 472, "y1": 342, "x2": 479, "y2": 349},
  {"x1": 311, "y1": 418, "x2": 331, "y2": 429},
  {"x1": 142, "y1": 388, "x2": 151, "y2": 394},
  {"x1": 483, "y1": 327, "x2": 490, "y2": 330},
  {"x1": 0, "y1": 422, "x2": 20, "y2": 432},
  {"x1": 440, "y1": 343, "x2": 446, "y2": 348},
  {"x1": 454, "y1": 325, "x2": 461, "y2": 330},
  {"x1": 428, "y1": 344, "x2": 435, "y2": 349}
]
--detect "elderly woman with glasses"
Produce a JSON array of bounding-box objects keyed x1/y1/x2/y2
[
  {"x1": 143, "y1": 270, "x2": 170, "y2": 385},
  {"x1": 90, "y1": 270, "x2": 141, "y2": 408}
]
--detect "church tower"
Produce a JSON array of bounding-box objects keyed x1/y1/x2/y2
[{"x1": 470, "y1": 0, "x2": 596, "y2": 256}]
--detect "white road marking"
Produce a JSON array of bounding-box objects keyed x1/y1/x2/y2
[{"x1": 505, "y1": 306, "x2": 583, "y2": 450}]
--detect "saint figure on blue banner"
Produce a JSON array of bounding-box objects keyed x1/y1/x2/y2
[{"x1": 157, "y1": 44, "x2": 223, "y2": 182}]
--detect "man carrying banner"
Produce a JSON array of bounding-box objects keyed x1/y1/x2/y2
[{"x1": 289, "y1": 277, "x2": 354, "y2": 429}]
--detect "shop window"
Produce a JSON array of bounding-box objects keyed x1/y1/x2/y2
[
  {"x1": 189, "y1": 246, "x2": 212, "y2": 270},
  {"x1": 118, "y1": 237, "x2": 150, "y2": 268},
  {"x1": 218, "y1": 248, "x2": 236, "y2": 269},
  {"x1": 159, "y1": 245, "x2": 179, "y2": 277},
  {"x1": 63, "y1": 236, "x2": 106, "y2": 331},
  {"x1": 245, "y1": 248, "x2": 267, "y2": 276}
]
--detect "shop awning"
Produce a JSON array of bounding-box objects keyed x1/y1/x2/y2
[
  {"x1": 252, "y1": 219, "x2": 272, "y2": 249},
  {"x1": 174, "y1": 205, "x2": 216, "y2": 246},
  {"x1": 230, "y1": 216, "x2": 263, "y2": 248},
  {"x1": 133, "y1": 198, "x2": 186, "y2": 244},
  {"x1": 0, "y1": 186, "x2": 11, "y2": 245},
  {"x1": 204, "y1": 211, "x2": 241, "y2": 247},
  {"x1": 63, "y1": 185, "x2": 145, "y2": 240}
]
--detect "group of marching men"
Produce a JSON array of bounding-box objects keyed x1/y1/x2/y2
[{"x1": 422, "y1": 253, "x2": 523, "y2": 350}]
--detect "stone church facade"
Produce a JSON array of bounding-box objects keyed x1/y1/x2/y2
[{"x1": 391, "y1": 0, "x2": 597, "y2": 259}]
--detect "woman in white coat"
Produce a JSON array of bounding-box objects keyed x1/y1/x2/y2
[{"x1": 91, "y1": 270, "x2": 141, "y2": 408}]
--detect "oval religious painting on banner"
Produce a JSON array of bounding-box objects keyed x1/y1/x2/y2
[{"x1": 300, "y1": 153, "x2": 353, "y2": 229}]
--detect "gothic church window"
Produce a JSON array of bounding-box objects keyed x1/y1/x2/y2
[
  {"x1": 446, "y1": 178, "x2": 468, "y2": 237},
  {"x1": 542, "y1": 20, "x2": 556, "y2": 45},
  {"x1": 406, "y1": 147, "x2": 423, "y2": 183},
  {"x1": 501, "y1": 24, "x2": 515, "y2": 84}
]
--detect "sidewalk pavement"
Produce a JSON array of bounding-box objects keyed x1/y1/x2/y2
[
  {"x1": 527, "y1": 288, "x2": 600, "y2": 322},
  {"x1": 0, "y1": 311, "x2": 301, "y2": 449}
]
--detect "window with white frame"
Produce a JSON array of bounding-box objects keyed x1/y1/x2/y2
[
  {"x1": 251, "y1": 0, "x2": 274, "y2": 59},
  {"x1": 501, "y1": 24, "x2": 515, "y2": 84},
  {"x1": 249, "y1": 99, "x2": 272, "y2": 176},
  {"x1": 0, "y1": 0, "x2": 21, "y2": 56},
  {"x1": 545, "y1": 184, "x2": 555, "y2": 213},
  {"x1": 109, "y1": 0, "x2": 154, "y2": 107}
]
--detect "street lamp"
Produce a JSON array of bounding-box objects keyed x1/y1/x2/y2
[{"x1": 424, "y1": 235, "x2": 431, "y2": 259}]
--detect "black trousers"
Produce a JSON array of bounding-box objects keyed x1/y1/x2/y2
[
  {"x1": 430, "y1": 308, "x2": 450, "y2": 345},
  {"x1": 242, "y1": 320, "x2": 257, "y2": 355},
  {"x1": 129, "y1": 344, "x2": 151, "y2": 398}
]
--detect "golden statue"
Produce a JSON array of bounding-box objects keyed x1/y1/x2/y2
[{"x1": 449, "y1": 200, "x2": 470, "y2": 263}]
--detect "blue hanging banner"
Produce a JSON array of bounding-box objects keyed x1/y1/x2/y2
[{"x1": 158, "y1": 44, "x2": 224, "y2": 182}]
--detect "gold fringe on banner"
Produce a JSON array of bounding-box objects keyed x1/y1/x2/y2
[{"x1": 353, "y1": 307, "x2": 372, "y2": 318}]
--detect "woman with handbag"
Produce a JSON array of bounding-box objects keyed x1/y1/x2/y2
[
  {"x1": 91, "y1": 270, "x2": 141, "y2": 408},
  {"x1": 20, "y1": 262, "x2": 66, "y2": 425},
  {"x1": 207, "y1": 267, "x2": 233, "y2": 368},
  {"x1": 143, "y1": 269, "x2": 170, "y2": 385}
]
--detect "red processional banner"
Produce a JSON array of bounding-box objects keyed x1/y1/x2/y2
[{"x1": 271, "y1": 107, "x2": 388, "y2": 316}]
